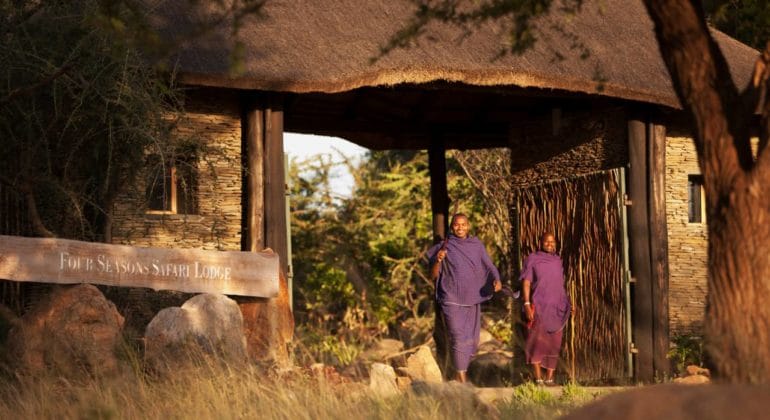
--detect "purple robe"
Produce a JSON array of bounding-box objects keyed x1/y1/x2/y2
[
  {"x1": 428, "y1": 235, "x2": 500, "y2": 371},
  {"x1": 428, "y1": 235, "x2": 500, "y2": 305},
  {"x1": 519, "y1": 251, "x2": 571, "y2": 369}
]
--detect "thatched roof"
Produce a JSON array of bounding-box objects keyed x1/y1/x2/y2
[{"x1": 151, "y1": 0, "x2": 758, "y2": 109}]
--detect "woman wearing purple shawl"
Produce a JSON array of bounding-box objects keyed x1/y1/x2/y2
[
  {"x1": 520, "y1": 232, "x2": 571, "y2": 386},
  {"x1": 428, "y1": 213, "x2": 502, "y2": 383}
]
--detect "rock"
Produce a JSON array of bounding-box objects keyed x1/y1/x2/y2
[
  {"x1": 396, "y1": 376, "x2": 413, "y2": 391},
  {"x1": 478, "y1": 328, "x2": 495, "y2": 345},
  {"x1": 360, "y1": 338, "x2": 405, "y2": 362},
  {"x1": 7, "y1": 284, "x2": 124, "y2": 377},
  {"x1": 477, "y1": 338, "x2": 505, "y2": 353},
  {"x1": 468, "y1": 352, "x2": 513, "y2": 387},
  {"x1": 144, "y1": 293, "x2": 246, "y2": 370},
  {"x1": 238, "y1": 268, "x2": 294, "y2": 366},
  {"x1": 672, "y1": 374, "x2": 710, "y2": 385},
  {"x1": 369, "y1": 362, "x2": 399, "y2": 397},
  {"x1": 410, "y1": 381, "x2": 500, "y2": 418},
  {"x1": 685, "y1": 365, "x2": 710, "y2": 377},
  {"x1": 398, "y1": 345, "x2": 443, "y2": 383},
  {"x1": 396, "y1": 317, "x2": 433, "y2": 348},
  {"x1": 563, "y1": 384, "x2": 770, "y2": 420}
]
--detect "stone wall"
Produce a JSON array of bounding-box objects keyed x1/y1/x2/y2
[
  {"x1": 665, "y1": 136, "x2": 707, "y2": 336},
  {"x1": 111, "y1": 88, "x2": 243, "y2": 251}
]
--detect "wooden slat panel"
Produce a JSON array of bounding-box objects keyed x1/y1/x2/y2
[{"x1": 0, "y1": 235, "x2": 279, "y2": 297}]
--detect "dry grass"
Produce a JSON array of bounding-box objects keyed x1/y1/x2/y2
[
  {"x1": 0, "y1": 362, "x2": 499, "y2": 420},
  {"x1": 0, "y1": 360, "x2": 600, "y2": 419}
]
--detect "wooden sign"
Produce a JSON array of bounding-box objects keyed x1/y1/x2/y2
[{"x1": 0, "y1": 235, "x2": 279, "y2": 298}]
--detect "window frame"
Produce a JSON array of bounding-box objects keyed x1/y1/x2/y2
[
  {"x1": 146, "y1": 155, "x2": 198, "y2": 215},
  {"x1": 687, "y1": 174, "x2": 705, "y2": 224}
]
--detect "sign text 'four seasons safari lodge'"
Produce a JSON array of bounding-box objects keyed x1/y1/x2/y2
[{"x1": 0, "y1": 235, "x2": 278, "y2": 297}]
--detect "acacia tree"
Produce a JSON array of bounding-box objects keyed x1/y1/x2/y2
[
  {"x1": 0, "y1": 0, "x2": 266, "y2": 241},
  {"x1": 386, "y1": 0, "x2": 770, "y2": 382},
  {"x1": 643, "y1": 0, "x2": 770, "y2": 383}
]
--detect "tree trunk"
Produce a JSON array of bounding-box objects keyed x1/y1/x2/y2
[{"x1": 644, "y1": 0, "x2": 770, "y2": 382}]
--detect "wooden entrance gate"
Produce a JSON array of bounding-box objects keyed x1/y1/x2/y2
[{"x1": 513, "y1": 169, "x2": 627, "y2": 382}]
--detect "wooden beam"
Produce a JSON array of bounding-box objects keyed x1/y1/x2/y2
[
  {"x1": 428, "y1": 139, "x2": 449, "y2": 243},
  {"x1": 628, "y1": 117, "x2": 654, "y2": 382},
  {"x1": 241, "y1": 94, "x2": 265, "y2": 252},
  {"x1": 264, "y1": 97, "x2": 288, "y2": 272},
  {"x1": 0, "y1": 235, "x2": 279, "y2": 297},
  {"x1": 428, "y1": 137, "x2": 451, "y2": 379},
  {"x1": 649, "y1": 122, "x2": 670, "y2": 378}
]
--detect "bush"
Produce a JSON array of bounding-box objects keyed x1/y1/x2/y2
[{"x1": 667, "y1": 334, "x2": 704, "y2": 375}]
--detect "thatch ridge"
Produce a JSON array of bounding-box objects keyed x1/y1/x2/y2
[{"x1": 151, "y1": 0, "x2": 759, "y2": 108}]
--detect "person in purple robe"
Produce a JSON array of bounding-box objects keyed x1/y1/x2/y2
[
  {"x1": 520, "y1": 232, "x2": 572, "y2": 386},
  {"x1": 428, "y1": 213, "x2": 502, "y2": 383}
]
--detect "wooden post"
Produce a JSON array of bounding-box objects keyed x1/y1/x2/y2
[
  {"x1": 264, "y1": 97, "x2": 288, "y2": 272},
  {"x1": 241, "y1": 93, "x2": 264, "y2": 252},
  {"x1": 649, "y1": 123, "x2": 670, "y2": 379},
  {"x1": 428, "y1": 137, "x2": 451, "y2": 378},
  {"x1": 628, "y1": 117, "x2": 654, "y2": 382},
  {"x1": 239, "y1": 93, "x2": 293, "y2": 365},
  {"x1": 429, "y1": 139, "x2": 449, "y2": 243}
]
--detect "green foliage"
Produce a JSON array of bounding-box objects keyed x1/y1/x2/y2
[
  {"x1": 486, "y1": 317, "x2": 514, "y2": 345},
  {"x1": 0, "y1": 0, "x2": 266, "y2": 240},
  {"x1": 498, "y1": 382, "x2": 596, "y2": 419},
  {"x1": 0, "y1": 0, "x2": 185, "y2": 240},
  {"x1": 667, "y1": 334, "x2": 704, "y2": 374},
  {"x1": 294, "y1": 326, "x2": 364, "y2": 367},
  {"x1": 289, "y1": 148, "x2": 515, "y2": 365},
  {"x1": 704, "y1": 0, "x2": 770, "y2": 50}
]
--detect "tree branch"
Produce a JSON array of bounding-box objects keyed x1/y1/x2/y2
[
  {"x1": 753, "y1": 42, "x2": 770, "y2": 161},
  {"x1": 643, "y1": 0, "x2": 747, "y2": 194},
  {"x1": 0, "y1": 64, "x2": 71, "y2": 106}
]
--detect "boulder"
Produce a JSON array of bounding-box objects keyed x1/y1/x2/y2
[
  {"x1": 369, "y1": 362, "x2": 399, "y2": 397},
  {"x1": 478, "y1": 328, "x2": 495, "y2": 345},
  {"x1": 477, "y1": 338, "x2": 505, "y2": 353},
  {"x1": 672, "y1": 374, "x2": 710, "y2": 385},
  {"x1": 359, "y1": 338, "x2": 405, "y2": 362},
  {"x1": 396, "y1": 316, "x2": 433, "y2": 347},
  {"x1": 685, "y1": 365, "x2": 710, "y2": 377},
  {"x1": 398, "y1": 345, "x2": 443, "y2": 383},
  {"x1": 410, "y1": 381, "x2": 500, "y2": 418},
  {"x1": 563, "y1": 384, "x2": 770, "y2": 420},
  {"x1": 7, "y1": 284, "x2": 124, "y2": 376},
  {"x1": 468, "y1": 351, "x2": 513, "y2": 387},
  {"x1": 144, "y1": 293, "x2": 246, "y2": 370}
]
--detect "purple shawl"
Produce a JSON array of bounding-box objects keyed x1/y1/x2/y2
[
  {"x1": 428, "y1": 235, "x2": 500, "y2": 305},
  {"x1": 519, "y1": 251, "x2": 571, "y2": 333}
]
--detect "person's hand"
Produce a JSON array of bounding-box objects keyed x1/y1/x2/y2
[
  {"x1": 493, "y1": 279, "x2": 502, "y2": 292},
  {"x1": 436, "y1": 249, "x2": 447, "y2": 263},
  {"x1": 524, "y1": 304, "x2": 534, "y2": 321}
]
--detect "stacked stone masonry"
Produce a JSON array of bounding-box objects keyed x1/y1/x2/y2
[
  {"x1": 112, "y1": 89, "x2": 243, "y2": 251},
  {"x1": 665, "y1": 136, "x2": 708, "y2": 336}
]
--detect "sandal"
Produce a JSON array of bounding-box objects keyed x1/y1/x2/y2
[
  {"x1": 544, "y1": 379, "x2": 556, "y2": 387},
  {"x1": 535, "y1": 379, "x2": 544, "y2": 386}
]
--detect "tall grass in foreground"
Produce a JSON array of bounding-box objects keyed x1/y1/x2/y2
[
  {"x1": 0, "y1": 363, "x2": 484, "y2": 419},
  {"x1": 0, "y1": 356, "x2": 593, "y2": 419}
]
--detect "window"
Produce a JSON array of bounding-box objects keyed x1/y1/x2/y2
[
  {"x1": 688, "y1": 175, "x2": 704, "y2": 223},
  {"x1": 146, "y1": 154, "x2": 198, "y2": 214}
]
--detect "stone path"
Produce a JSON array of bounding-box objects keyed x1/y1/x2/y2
[{"x1": 474, "y1": 386, "x2": 629, "y2": 405}]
